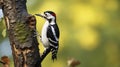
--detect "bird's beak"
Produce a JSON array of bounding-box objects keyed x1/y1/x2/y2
[
  {"x1": 35, "y1": 14, "x2": 43, "y2": 17},
  {"x1": 35, "y1": 14, "x2": 48, "y2": 20}
]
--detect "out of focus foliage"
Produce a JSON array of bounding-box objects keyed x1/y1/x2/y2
[{"x1": 0, "y1": 0, "x2": 120, "y2": 67}]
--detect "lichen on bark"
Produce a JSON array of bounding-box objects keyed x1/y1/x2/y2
[{"x1": 14, "y1": 21, "x2": 32, "y2": 49}]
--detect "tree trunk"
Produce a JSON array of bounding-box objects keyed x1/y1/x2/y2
[{"x1": 0, "y1": 0, "x2": 41, "y2": 67}]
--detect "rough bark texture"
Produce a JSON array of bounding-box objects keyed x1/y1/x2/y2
[{"x1": 0, "y1": 0, "x2": 41, "y2": 67}]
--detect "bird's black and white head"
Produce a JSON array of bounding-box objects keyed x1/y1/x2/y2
[
  {"x1": 44, "y1": 11, "x2": 56, "y2": 20},
  {"x1": 35, "y1": 11, "x2": 56, "y2": 22}
]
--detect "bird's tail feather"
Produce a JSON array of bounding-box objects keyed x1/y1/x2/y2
[{"x1": 51, "y1": 48, "x2": 58, "y2": 61}]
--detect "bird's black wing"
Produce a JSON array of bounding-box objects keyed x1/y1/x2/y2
[
  {"x1": 47, "y1": 24, "x2": 60, "y2": 48},
  {"x1": 47, "y1": 24, "x2": 60, "y2": 60}
]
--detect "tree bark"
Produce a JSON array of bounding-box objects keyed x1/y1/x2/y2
[{"x1": 0, "y1": 0, "x2": 41, "y2": 67}]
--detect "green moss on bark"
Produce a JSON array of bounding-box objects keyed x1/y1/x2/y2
[{"x1": 14, "y1": 22, "x2": 30, "y2": 43}]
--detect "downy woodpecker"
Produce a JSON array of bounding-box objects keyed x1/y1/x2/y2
[{"x1": 35, "y1": 11, "x2": 60, "y2": 61}]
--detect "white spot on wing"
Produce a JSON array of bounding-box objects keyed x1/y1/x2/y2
[
  {"x1": 51, "y1": 26, "x2": 59, "y2": 41},
  {"x1": 48, "y1": 38, "x2": 58, "y2": 43}
]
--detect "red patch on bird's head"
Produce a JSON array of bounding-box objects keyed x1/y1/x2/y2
[{"x1": 51, "y1": 13, "x2": 56, "y2": 17}]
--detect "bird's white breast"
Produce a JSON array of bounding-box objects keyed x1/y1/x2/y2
[{"x1": 41, "y1": 21, "x2": 49, "y2": 48}]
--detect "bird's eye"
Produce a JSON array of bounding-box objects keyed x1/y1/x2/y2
[{"x1": 45, "y1": 13, "x2": 48, "y2": 17}]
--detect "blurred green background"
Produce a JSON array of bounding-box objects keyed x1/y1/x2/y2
[{"x1": 0, "y1": 0, "x2": 120, "y2": 67}]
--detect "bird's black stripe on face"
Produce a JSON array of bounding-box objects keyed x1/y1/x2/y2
[{"x1": 48, "y1": 19, "x2": 52, "y2": 22}]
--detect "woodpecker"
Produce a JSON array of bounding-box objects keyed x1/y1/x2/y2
[{"x1": 35, "y1": 11, "x2": 60, "y2": 61}]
